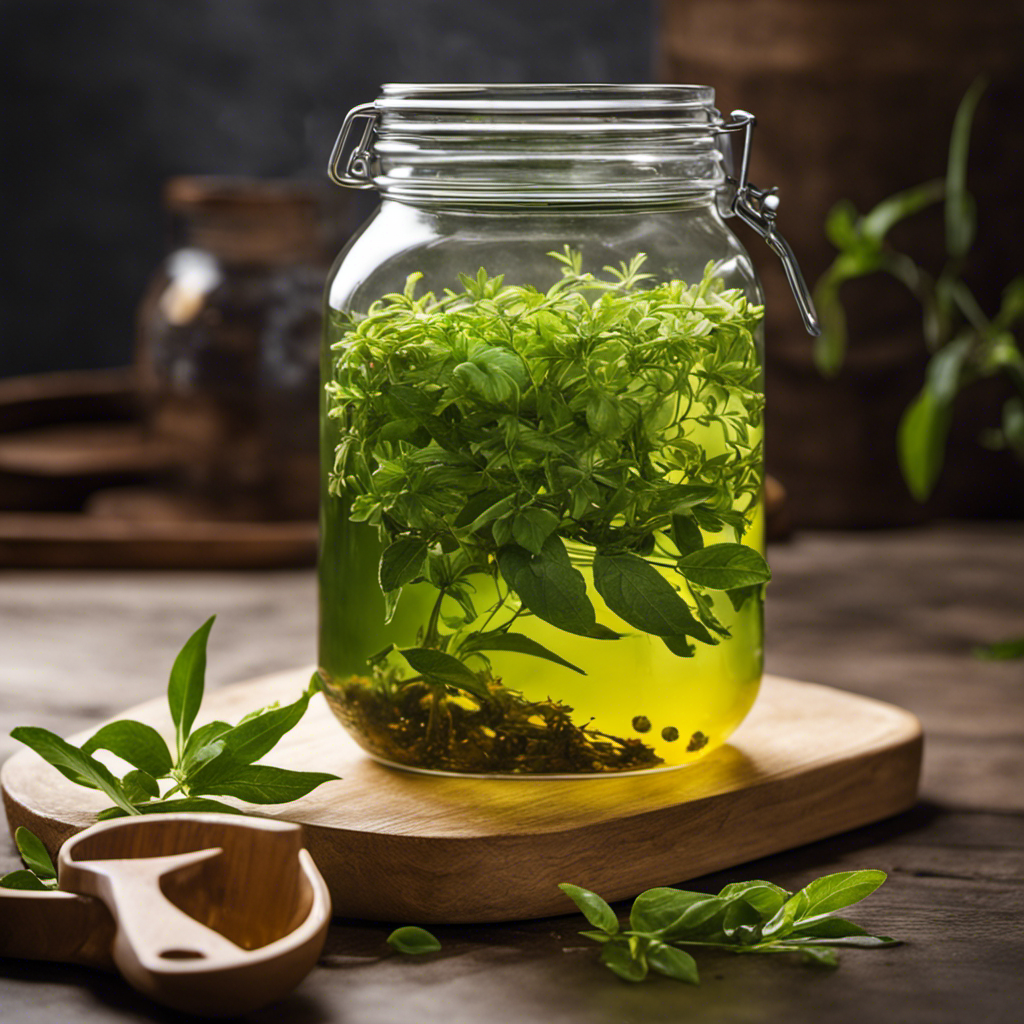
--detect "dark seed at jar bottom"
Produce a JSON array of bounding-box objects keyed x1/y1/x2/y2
[
  {"x1": 687, "y1": 731, "x2": 709, "y2": 752},
  {"x1": 632, "y1": 715, "x2": 651, "y2": 733},
  {"x1": 661, "y1": 726, "x2": 679, "y2": 742}
]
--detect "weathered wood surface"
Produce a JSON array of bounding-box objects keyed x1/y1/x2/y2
[
  {"x1": 1, "y1": 671, "x2": 922, "y2": 923},
  {"x1": 1, "y1": 523, "x2": 1022, "y2": 1023}
]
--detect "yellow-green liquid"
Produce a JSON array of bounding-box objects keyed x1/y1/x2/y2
[{"x1": 318, "y1": 429, "x2": 764, "y2": 776}]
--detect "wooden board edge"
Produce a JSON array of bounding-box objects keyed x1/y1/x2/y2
[{"x1": 303, "y1": 728, "x2": 924, "y2": 923}]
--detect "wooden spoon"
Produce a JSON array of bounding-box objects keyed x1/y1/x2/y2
[{"x1": 0, "y1": 814, "x2": 331, "y2": 1016}]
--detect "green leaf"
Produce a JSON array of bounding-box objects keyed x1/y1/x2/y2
[
  {"x1": 824, "y1": 199, "x2": 860, "y2": 249},
  {"x1": 717, "y1": 880, "x2": 789, "y2": 920},
  {"x1": 460, "y1": 632, "x2": 585, "y2": 675},
  {"x1": 578, "y1": 930, "x2": 614, "y2": 943},
  {"x1": 789, "y1": 917, "x2": 869, "y2": 939},
  {"x1": 662, "y1": 635, "x2": 696, "y2": 658},
  {"x1": 946, "y1": 77, "x2": 986, "y2": 258},
  {"x1": 180, "y1": 721, "x2": 232, "y2": 772},
  {"x1": 14, "y1": 827, "x2": 56, "y2": 881},
  {"x1": 167, "y1": 616, "x2": 215, "y2": 758},
  {"x1": 187, "y1": 761, "x2": 339, "y2": 804},
  {"x1": 675, "y1": 544, "x2": 771, "y2": 590},
  {"x1": 629, "y1": 887, "x2": 711, "y2": 937},
  {"x1": 673, "y1": 897, "x2": 731, "y2": 937},
  {"x1": 789, "y1": 934, "x2": 900, "y2": 949},
  {"x1": 397, "y1": 647, "x2": 490, "y2": 699},
  {"x1": 600, "y1": 940, "x2": 648, "y2": 982},
  {"x1": 379, "y1": 537, "x2": 428, "y2": 592},
  {"x1": 195, "y1": 685, "x2": 316, "y2": 771},
  {"x1": 96, "y1": 797, "x2": 243, "y2": 819},
  {"x1": 559, "y1": 883, "x2": 620, "y2": 935},
  {"x1": 1002, "y1": 396, "x2": 1024, "y2": 459},
  {"x1": 799, "y1": 946, "x2": 840, "y2": 968},
  {"x1": 646, "y1": 942, "x2": 699, "y2": 985},
  {"x1": 0, "y1": 869, "x2": 52, "y2": 891},
  {"x1": 898, "y1": 386, "x2": 951, "y2": 501},
  {"x1": 586, "y1": 392, "x2": 627, "y2": 437},
  {"x1": 795, "y1": 870, "x2": 888, "y2": 920},
  {"x1": 722, "y1": 897, "x2": 763, "y2": 937},
  {"x1": 386, "y1": 926, "x2": 442, "y2": 955},
  {"x1": 512, "y1": 508, "x2": 561, "y2": 555},
  {"x1": 974, "y1": 635, "x2": 1024, "y2": 661},
  {"x1": 81, "y1": 720, "x2": 173, "y2": 778},
  {"x1": 592, "y1": 551, "x2": 712, "y2": 642},
  {"x1": 813, "y1": 275, "x2": 850, "y2": 377},
  {"x1": 726, "y1": 584, "x2": 762, "y2": 613},
  {"x1": 498, "y1": 537, "x2": 597, "y2": 638},
  {"x1": 761, "y1": 891, "x2": 810, "y2": 939},
  {"x1": 454, "y1": 493, "x2": 517, "y2": 534},
  {"x1": 11, "y1": 726, "x2": 138, "y2": 816},
  {"x1": 782, "y1": 917, "x2": 897, "y2": 946},
  {"x1": 671, "y1": 514, "x2": 704, "y2": 556},
  {"x1": 122, "y1": 769, "x2": 160, "y2": 803},
  {"x1": 860, "y1": 179, "x2": 945, "y2": 242}
]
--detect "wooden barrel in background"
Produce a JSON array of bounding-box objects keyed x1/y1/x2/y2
[{"x1": 659, "y1": 0, "x2": 1024, "y2": 526}]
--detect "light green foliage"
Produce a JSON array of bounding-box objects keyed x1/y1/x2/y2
[
  {"x1": 814, "y1": 79, "x2": 1024, "y2": 659},
  {"x1": 326, "y1": 249, "x2": 769, "y2": 683},
  {"x1": 561, "y1": 870, "x2": 898, "y2": 984},
  {"x1": 814, "y1": 79, "x2": 1024, "y2": 493},
  {"x1": 8, "y1": 620, "x2": 338, "y2": 824}
]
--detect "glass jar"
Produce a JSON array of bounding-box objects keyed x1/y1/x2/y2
[
  {"x1": 137, "y1": 177, "x2": 336, "y2": 521},
  {"x1": 319, "y1": 85, "x2": 817, "y2": 777}
]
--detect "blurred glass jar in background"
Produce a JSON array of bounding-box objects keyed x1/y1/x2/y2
[{"x1": 137, "y1": 177, "x2": 340, "y2": 520}]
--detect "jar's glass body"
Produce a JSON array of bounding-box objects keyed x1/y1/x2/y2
[
  {"x1": 318, "y1": 85, "x2": 775, "y2": 777},
  {"x1": 319, "y1": 197, "x2": 765, "y2": 776}
]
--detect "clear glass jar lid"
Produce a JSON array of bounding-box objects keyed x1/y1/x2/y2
[
  {"x1": 336, "y1": 84, "x2": 727, "y2": 206},
  {"x1": 329, "y1": 84, "x2": 820, "y2": 335}
]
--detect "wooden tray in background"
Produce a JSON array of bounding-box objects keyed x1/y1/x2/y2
[
  {"x1": 0, "y1": 369, "x2": 317, "y2": 569},
  {"x1": 2, "y1": 669, "x2": 923, "y2": 924}
]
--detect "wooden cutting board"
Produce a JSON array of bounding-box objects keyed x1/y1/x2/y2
[{"x1": 1, "y1": 669, "x2": 922, "y2": 924}]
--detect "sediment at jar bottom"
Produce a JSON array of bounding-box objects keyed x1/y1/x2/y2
[{"x1": 319, "y1": 671, "x2": 665, "y2": 775}]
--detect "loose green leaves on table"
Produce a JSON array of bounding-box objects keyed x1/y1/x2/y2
[
  {"x1": 560, "y1": 870, "x2": 899, "y2": 984},
  {"x1": 8, "y1": 618, "x2": 339, "y2": 824},
  {"x1": 386, "y1": 926, "x2": 443, "y2": 955},
  {"x1": 0, "y1": 827, "x2": 59, "y2": 891}
]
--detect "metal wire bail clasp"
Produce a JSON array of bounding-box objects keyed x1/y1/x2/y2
[
  {"x1": 328, "y1": 103, "x2": 379, "y2": 188},
  {"x1": 719, "y1": 111, "x2": 821, "y2": 336}
]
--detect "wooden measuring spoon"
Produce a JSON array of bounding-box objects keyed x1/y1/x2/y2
[{"x1": 1, "y1": 813, "x2": 331, "y2": 1016}]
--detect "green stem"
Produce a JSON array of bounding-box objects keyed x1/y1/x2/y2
[{"x1": 424, "y1": 587, "x2": 447, "y2": 649}]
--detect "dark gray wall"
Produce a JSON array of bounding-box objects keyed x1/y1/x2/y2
[{"x1": 1, "y1": 0, "x2": 654, "y2": 378}]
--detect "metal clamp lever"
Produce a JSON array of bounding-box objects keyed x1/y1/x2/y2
[
  {"x1": 719, "y1": 111, "x2": 821, "y2": 336},
  {"x1": 328, "y1": 103, "x2": 379, "y2": 188}
]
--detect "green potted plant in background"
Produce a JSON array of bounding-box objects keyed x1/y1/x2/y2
[{"x1": 814, "y1": 79, "x2": 1024, "y2": 660}]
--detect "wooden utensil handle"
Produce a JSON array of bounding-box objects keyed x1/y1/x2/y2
[{"x1": 62, "y1": 848, "x2": 248, "y2": 978}]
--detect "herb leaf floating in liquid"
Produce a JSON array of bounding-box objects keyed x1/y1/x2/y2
[
  {"x1": 560, "y1": 870, "x2": 899, "y2": 983},
  {"x1": 323, "y1": 249, "x2": 769, "y2": 773},
  {"x1": 10, "y1": 617, "x2": 339, "y2": 820}
]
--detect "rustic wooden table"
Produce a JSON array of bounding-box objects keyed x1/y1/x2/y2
[{"x1": 1, "y1": 523, "x2": 1022, "y2": 1024}]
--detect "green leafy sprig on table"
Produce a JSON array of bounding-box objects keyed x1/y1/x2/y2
[
  {"x1": 7, "y1": 618, "x2": 338, "y2": 824},
  {"x1": 813, "y1": 79, "x2": 1024, "y2": 660},
  {"x1": 560, "y1": 870, "x2": 898, "y2": 984},
  {"x1": 326, "y1": 249, "x2": 770, "y2": 695},
  {"x1": 386, "y1": 926, "x2": 442, "y2": 955},
  {"x1": 0, "y1": 826, "x2": 60, "y2": 891}
]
